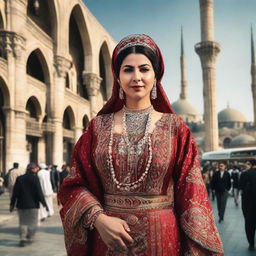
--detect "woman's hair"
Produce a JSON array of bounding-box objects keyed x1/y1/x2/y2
[{"x1": 114, "y1": 45, "x2": 161, "y2": 79}]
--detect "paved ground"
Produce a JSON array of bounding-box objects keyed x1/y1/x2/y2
[
  {"x1": 0, "y1": 190, "x2": 255, "y2": 255},
  {"x1": 0, "y1": 192, "x2": 65, "y2": 256}
]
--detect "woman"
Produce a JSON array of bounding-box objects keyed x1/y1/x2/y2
[{"x1": 58, "y1": 34, "x2": 224, "y2": 255}]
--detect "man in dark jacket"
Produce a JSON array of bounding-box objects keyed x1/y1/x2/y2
[
  {"x1": 211, "y1": 161, "x2": 231, "y2": 223},
  {"x1": 10, "y1": 163, "x2": 48, "y2": 247},
  {"x1": 239, "y1": 159, "x2": 256, "y2": 251}
]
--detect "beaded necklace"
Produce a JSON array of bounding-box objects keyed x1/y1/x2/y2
[{"x1": 108, "y1": 106, "x2": 153, "y2": 190}]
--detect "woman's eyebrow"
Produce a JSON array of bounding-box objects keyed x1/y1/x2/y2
[{"x1": 122, "y1": 64, "x2": 151, "y2": 68}]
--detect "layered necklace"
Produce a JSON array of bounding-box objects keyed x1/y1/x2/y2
[{"x1": 108, "y1": 105, "x2": 153, "y2": 190}]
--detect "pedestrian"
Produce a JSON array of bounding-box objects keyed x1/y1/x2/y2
[
  {"x1": 38, "y1": 163, "x2": 54, "y2": 221},
  {"x1": 58, "y1": 34, "x2": 224, "y2": 255},
  {"x1": 50, "y1": 165, "x2": 60, "y2": 192},
  {"x1": 202, "y1": 168, "x2": 211, "y2": 196},
  {"x1": 231, "y1": 166, "x2": 240, "y2": 206},
  {"x1": 10, "y1": 162, "x2": 48, "y2": 247},
  {"x1": 5, "y1": 162, "x2": 24, "y2": 197},
  {"x1": 239, "y1": 159, "x2": 256, "y2": 251},
  {"x1": 211, "y1": 161, "x2": 231, "y2": 223},
  {"x1": 59, "y1": 164, "x2": 70, "y2": 186}
]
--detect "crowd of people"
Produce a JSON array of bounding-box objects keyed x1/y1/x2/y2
[
  {"x1": 0, "y1": 162, "x2": 70, "y2": 247},
  {"x1": 201, "y1": 160, "x2": 256, "y2": 251}
]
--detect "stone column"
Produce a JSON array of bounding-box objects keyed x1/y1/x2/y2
[
  {"x1": 1, "y1": 31, "x2": 27, "y2": 168},
  {"x1": 82, "y1": 72, "x2": 102, "y2": 118},
  {"x1": 195, "y1": 0, "x2": 220, "y2": 152},
  {"x1": 52, "y1": 56, "x2": 71, "y2": 167}
]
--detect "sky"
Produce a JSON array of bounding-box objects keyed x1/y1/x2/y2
[{"x1": 84, "y1": 0, "x2": 256, "y2": 121}]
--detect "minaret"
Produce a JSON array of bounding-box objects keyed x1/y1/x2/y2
[
  {"x1": 251, "y1": 25, "x2": 256, "y2": 126},
  {"x1": 195, "y1": 0, "x2": 220, "y2": 152},
  {"x1": 180, "y1": 26, "x2": 188, "y2": 100}
]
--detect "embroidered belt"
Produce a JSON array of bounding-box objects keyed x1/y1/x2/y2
[{"x1": 104, "y1": 194, "x2": 173, "y2": 212}]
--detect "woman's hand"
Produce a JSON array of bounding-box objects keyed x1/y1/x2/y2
[{"x1": 94, "y1": 213, "x2": 134, "y2": 252}]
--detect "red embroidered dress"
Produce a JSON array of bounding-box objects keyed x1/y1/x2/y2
[{"x1": 58, "y1": 34, "x2": 224, "y2": 256}]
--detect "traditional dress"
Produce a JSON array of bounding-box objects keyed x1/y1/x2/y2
[{"x1": 58, "y1": 34, "x2": 224, "y2": 256}]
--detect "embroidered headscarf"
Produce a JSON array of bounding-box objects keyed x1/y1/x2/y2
[{"x1": 97, "y1": 34, "x2": 174, "y2": 115}]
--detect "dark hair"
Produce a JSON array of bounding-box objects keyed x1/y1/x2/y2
[
  {"x1": 115, "y1": 46, "x2": 160, "y2": 79},
  {"x1": 218, "y1": 161, "x2": 227, "y2": 166},
  {"x1": 249, "y1": 159, "x2": 256, "y2": 166}
]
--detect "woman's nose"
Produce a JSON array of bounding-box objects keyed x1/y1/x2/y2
[{"x1": 133, "y1": 69, "x2": 141, "y2": 82}]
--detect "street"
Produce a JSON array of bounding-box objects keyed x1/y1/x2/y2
[{"x1": 0, "y1": 191, "x2": 255, "y2": 256}]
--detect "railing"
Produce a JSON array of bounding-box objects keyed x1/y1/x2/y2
[
  {"x1": 41, "y1": 122, "x2": 55, "y2": 133},
  {"x1": 26, "y1": 119, "x2": 42, "y2": 137},
  {"x1": 63, "y1": 129, "x2": 75, "y2": 138}
]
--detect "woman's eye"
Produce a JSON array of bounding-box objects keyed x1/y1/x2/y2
[
  {"x1": 140, "y1": 68, "x2": 149, "y2": 72},
  {"x1": 123, "y1": 68, "x2": 133, "y2": 72}
]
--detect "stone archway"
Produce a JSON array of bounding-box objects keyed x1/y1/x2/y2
[
  {"x1": 99, "y1": 41, "x2": 112, "y2": 100},
  {"x1": 27, "y1": 0, "x2": 58, "y2": 44},
  {"x1": 68, "y1": 4, "x2": 92, "y2": 100},
  {"x1": 62, "y1": 106, "x2": 75, "y2": 164},
  {"x1": 0, "y1": 77, "x2": 10, "y2": 174},
  {"x1": 25, "y1": 96, "x2": 42, "y2": 163}
]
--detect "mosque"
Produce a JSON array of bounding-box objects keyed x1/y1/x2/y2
[
  {"x1": 171, "y1": 7, "x2": 256, "y2": 153},
  {"x1": 0, "y1": 0, "x2": 255, "y2": 173}
]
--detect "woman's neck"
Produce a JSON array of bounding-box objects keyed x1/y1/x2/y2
[{"x1": 125, "y1": 99, "x2": 152, "y2": 110}]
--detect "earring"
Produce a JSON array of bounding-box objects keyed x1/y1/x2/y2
[
  {"x1": 119, "y1": 87, "x2": 124, "y2": 99},
  {"x1": 151, "y1": 79, "x2": 157, "y2": 99}
]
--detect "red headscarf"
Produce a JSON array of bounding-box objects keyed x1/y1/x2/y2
[{"x1": 97, "y1": 34, "x2": 174, "y2": 115}]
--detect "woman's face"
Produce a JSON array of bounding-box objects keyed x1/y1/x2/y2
[{"x1": 119, "y1": 53, "x2": 155, "y2": 104}]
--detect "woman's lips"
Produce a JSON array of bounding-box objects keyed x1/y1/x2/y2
[{"x1": 131, "y1": 85, "x2": 144, "y2": 90}]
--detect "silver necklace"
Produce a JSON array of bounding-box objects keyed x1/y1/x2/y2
[
  {"x1": 123, "y1": 105, "x2": 153, "y2": 155},
  {"x1": 108, "y1": 106, "x2": 153, "y2": 190}
]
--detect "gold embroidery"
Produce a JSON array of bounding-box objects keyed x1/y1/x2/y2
[
  {"x1": 181, "y1": 204, "x2": 223, "y2": 254},
  {"x1": 104, "y1": 194, "x2": 173, "y2": 212},
  {"x1": 186, "y1": 166, "x2": 205, "y2": 185}
]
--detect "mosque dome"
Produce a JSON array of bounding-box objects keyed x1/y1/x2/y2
[
  {"x1": 172, "y1": 99, "x2": 198, "y2": 116},
  {"x1": 230, "y1": 134, "x2": 255, "y2": 147},
  {"x1": 218, "y1": 106, "x2": 247, "y2": 123}
]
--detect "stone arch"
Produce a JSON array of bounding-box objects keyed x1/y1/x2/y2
[
  {"x1": 26, "y1": 48, "x2": 51, "y2": 84},
  {"x1": 0, "y1": 77, "x2": 10, "y2": 173},
  {"x1": 68, "y1": 4, "x2": 92, "y2": 99},
  {"x1": 0, "y1": 10, "x2": 4, "y2": 29},
  {"x1": 63, "y1": 106, "x2": 75, "y2": 130},
  {"x1": 63, "y1": 106, "x2": 75, "y2": 165},
  {"x1": 25, "y1": 96, "x2": 43, "y2": 119},
  {"x1": 82, "y1": 114, "x2": 89, "y2": 132},
  {"x1": 0, "y1": 76, "x2": 10, "y2": 107},
  {"x1": 99, "y1": 41, "x2": 112, "y2": 100},
  {"x1": 27, "y1": 0, "x2": 58, "y2": 43}
]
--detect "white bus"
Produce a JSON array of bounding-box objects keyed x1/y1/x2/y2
[{"x1": 202, "y1": 147, "x2": 256, "y2": 162}]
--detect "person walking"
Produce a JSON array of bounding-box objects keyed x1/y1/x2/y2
[
  {"x1": 211, "y1": 161, "x2": 231, "y2": 223},
  {"x1": 231, "y1": 166, "x2": 240, "y2": 206},
  {"x1": 239, "y1": 159, "x2": 256, "y2": 251},
  {"x1": 6, "y1": 162, "x2": 24, "y2": 197},
  {"x1": 10, "y1": 163, "x2": 48, "y2": 247},
  {"x1": 38, "y1": 163, "x2": 54, "y2": 221}
]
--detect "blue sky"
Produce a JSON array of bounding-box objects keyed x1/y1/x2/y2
[{"x1": 84, "y1": 0, "x2": 256, "y2": 121}]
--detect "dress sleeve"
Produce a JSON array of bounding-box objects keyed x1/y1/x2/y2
[
  {"x1": 173, "y1": 121, "x2": 224, "y2": 255},
  {"x1": 58, "y1": 120, "x2": 104, "y2": 255}
]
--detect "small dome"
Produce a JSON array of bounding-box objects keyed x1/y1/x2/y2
[
  {"x1": 172, "y1": 99, "x2": 198, "y2": 116},
  {"x1": 230, "y1": 134, "x2": 255, "y2": 147},
  {"x1": 218, "y1": 106, "x2": 247, "y2": 123}
]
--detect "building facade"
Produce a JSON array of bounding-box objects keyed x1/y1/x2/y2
[{"x1": 0, "y1": 0, "x2": 116, "y2": 173}]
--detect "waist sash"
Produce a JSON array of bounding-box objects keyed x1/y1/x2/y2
[{"x1": 104, "y1": 194, "x2": 173, "y2": 212}]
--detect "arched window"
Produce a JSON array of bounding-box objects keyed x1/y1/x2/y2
[{"x1": 26, "y1": 51, "x2": 45, "y2": 82}]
